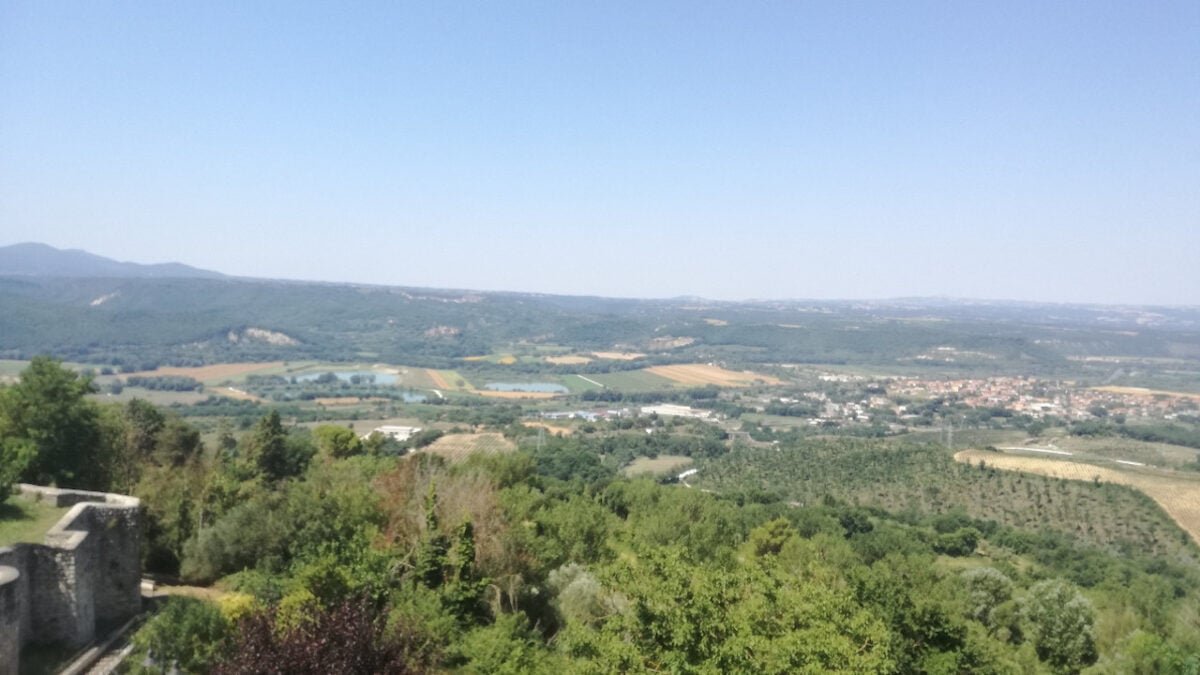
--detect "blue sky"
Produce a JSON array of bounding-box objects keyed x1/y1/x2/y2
[{"x1": 2, "y1": 2, "x2": 1197, "y2": 304}]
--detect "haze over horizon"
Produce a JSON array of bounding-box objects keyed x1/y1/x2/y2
[{"x1": 2, "y1": 2, "x2": 1197, "y2": 305}]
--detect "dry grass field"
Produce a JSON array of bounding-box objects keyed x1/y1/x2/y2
[
  {"x1": 592, "y1": 351, "x2": 646, "y2": 360},
  {"x1": 212, "y1": 386, "x2": 267, "y2": 403},
  {"x1": 522, "y1": 421, "x2": 574, "y2": 435},
  {"x1": 703, "y1": 318, "x2": 729, "y2": 326},
  {"x1": 621, "y1": 455, "x2": 693, "y2": 477},
  {"x1": 1090, "y1": 386, "x2": 1200, "y2": 401},
  {"x1": 545, "y1": 355, "x2": 592, "y2": 365},
  {"x1": 646, "y1": 364, "x2": 784, "y2": 387},
  {"x1": 420, "y1": 433, "x2": 515, "y2": 463},
  {"x1": 121, "y1": 362, "x2": 286, "y2": 383},
  {"x1": 955, "y1": 449, "x2": 1200, "y2": 545}
]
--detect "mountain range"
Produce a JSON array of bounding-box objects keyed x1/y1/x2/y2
[{"x1": 0, "y1": 242, "x2": 225, "y2": 279}]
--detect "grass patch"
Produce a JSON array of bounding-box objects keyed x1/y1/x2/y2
[
  {"x1": 562, "y1": 374, "x2": 605, "y2": 393},
  {"x1": 622, "y1": 455, "x2": 693, "y2": 478},
  {"x1": 0, "y1": 496, "x2": 71, "y2": 547}
]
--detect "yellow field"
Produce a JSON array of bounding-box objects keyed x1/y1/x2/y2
[
  {"x1": 955, "y1": 449, "x2": 1200, "y2": 545},
  {"x1": 645, "y1": 364, "x2": 785, "y2": 387},
  {"x1": 545, "y1": 355, "x2": 593, "y2": 365},
  {"x1": 522, "y1": 421, "x2": 574, "y2": 435},
  {"x1": 1090, "y1": 386, "x2": 1200, "y2": 401},
  {"x1": 121, "y1": 362, "x2": 285, "y2": 383},
  {"x1": 703, "y1": 318, "x2": 729, "y2": 326},
  {"x1": 592, "y1": 351, "x2": 646, "y2": 360},
  {"x1": 421, "y1": 433, "x2": 516, "y2": 463}
]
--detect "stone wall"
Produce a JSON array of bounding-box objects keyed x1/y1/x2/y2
[{"x1": 0, "y1": 485, "x2": 141, "y2": 675}]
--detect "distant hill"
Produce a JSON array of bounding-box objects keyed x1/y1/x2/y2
[{"x1": 0, "y1": 242, "x2": 225, "y2": 279}]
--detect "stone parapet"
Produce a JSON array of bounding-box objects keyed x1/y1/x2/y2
[{"x1": 0, "y1": 485, "x2": 142, "y2": 675}]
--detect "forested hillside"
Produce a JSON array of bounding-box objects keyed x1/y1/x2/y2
[{"x1": 3, "y1": 274, "x2": 1200, "y2": 383}]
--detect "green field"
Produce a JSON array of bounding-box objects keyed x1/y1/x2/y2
[
  {"x1": 0, "y1": 496, "x2": 71, "y2": 547},
  {"x1": 621, "y1": 455, "x2": 693, "y2": 478},
  {"x1": 562, "y1": 374, "x2": 605, "y2": 393},
  {"x1": 588, "y1": 369, "x2": 675, "y2": 391}
]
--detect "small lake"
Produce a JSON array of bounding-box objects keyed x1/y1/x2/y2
[
  {"x1": 484, "y1": 382, "x2": 568, "y2": 393},
  {"x1": 295, "y1": 370, "x2": 399, "y2": 385}
]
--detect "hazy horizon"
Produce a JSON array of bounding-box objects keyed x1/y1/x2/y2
[{"x1": 3, "y1": 2, "x2": 1197, "y2": 305}]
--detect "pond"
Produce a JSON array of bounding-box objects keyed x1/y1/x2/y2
[
  {"x1": 484, "y1": 382, "x2": 568, "y2": 393},
  {"x1": 295, "y1": 370, "x2": 399, "y2": 385}
]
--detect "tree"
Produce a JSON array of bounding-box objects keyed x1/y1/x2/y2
[
  {"x1": 1021, "y1": 579, "x2": 1097, "y2": 673},
  {"x1": 961, "y1": 567, "x2": 1013, "y2": 628},
  {"x1": 238, "y1": 410, "x2": 311, "y2": 482},
  {"x1": 314, "y1": 424, "x2": 363, "y2": 459},
  {"x1": 126, "y1": 597, "x2": 231, "y2": 675},
  {"x1": 0, "y1": 356, "x2": 107, "y2": 489}
]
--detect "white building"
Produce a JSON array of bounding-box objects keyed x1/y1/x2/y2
[
  {"x1": 364, "y1": 425, "x2": 421, "y2": 441},
  {"x1": 640, "y1": 404, "x2": 712, "y2": 420}
]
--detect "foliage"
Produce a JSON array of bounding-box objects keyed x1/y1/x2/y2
[
  {"x1": 125, "y1": 597, "x2": 231, "y2": 675},
  {"x1": 313, "y1": 424, "x2": 362, "y2": 458},
  {"x1": 1021, "y1": 579, "x2": 1098, "y2": 673},
  {"x1": 0, "y1": 356, "x2": 107, "y2": 488},
  {"x1": 212, "y1": 598, "x2": 432, "y2": 674}
]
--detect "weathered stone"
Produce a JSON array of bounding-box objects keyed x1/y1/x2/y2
[{"x1": 0, "y1": 485, "x2": 141, "y2": 675}]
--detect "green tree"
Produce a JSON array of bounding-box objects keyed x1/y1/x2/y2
[
  {"x1": 314, "y1": 424, "x2": 363, "y2": 459},
  {"x1": 0, "y1": 356, "x2": 107, "y2": 488},
  {"x1": 239, "y1": 410, "x2": 311, "y2": 482},
  {"x1": 1022, "y1": 579, "x2": 1097, "y2": 673},
  {"x1": 126, "y1": 597, "x2": 231, "y2": 674}
]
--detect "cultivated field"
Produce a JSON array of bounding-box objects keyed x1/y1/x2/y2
[
  {"x1": 545, "y1": 355, "x2": 592, "y2": 365},
  {"x1": 476, "y1": 390, "x2": 560, "y2": 399},
  {"x1": 1090, "y1": 386, "x2": 1200, "y2": 401},
  {"x1": 592, "y1": 351, "x2": 646, "y2": 360},
  {"x1": 645, "y1": 364, "x2": 784, "y2": 387},
  {"x1": 587, "y1": 369, "x2": 676, "y2": 390},
  {"x1": 212, "y1": 387, "x2": 267, "y2": 403},
  {"x1": 522, "y1": 421, "x2": 574, "y2": 435},
  {"x1": 425, "y1": 369, "x2": 464, "y2": 390},
  {"x1": 313, "y1": 397, "x2": 391, "y2": 406},
  {"x1": 420, "y1": 433, "x2": 515, "y2": 463},
  {"x1": 95, "y1": 389, "x2": 209, "y2": 406},
  {"x1": 120, "y1": 362, "x2": 286, "y2": 384},
  {"x1": 621, "y1": 455, "x2": 693, "y2": 477},
  {"x1": 955, "y1": 449, "x2": 1200, "y2": 545}
]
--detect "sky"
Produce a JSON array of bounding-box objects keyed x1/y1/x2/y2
[{"x1": 1, "y1": 2, "x2": 1197, "y2": 305}]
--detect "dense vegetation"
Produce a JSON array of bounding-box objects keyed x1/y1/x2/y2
[{"x1": 4, "y1": 359, "x2": 1200, "y2": 673}]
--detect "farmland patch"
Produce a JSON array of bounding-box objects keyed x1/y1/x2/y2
[
  {"x1": 955, "y1": 449, "x2": 1200, "y2": 545},
  {"x1": 646, "y1": 364, "x2": 784, "y2": 387},
  {"x1": 420, "y1": 433, "x2": 516, "y2": 463},
  {"x1": 121, "y1": 361, "x2": 286, "y2": 384}
]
